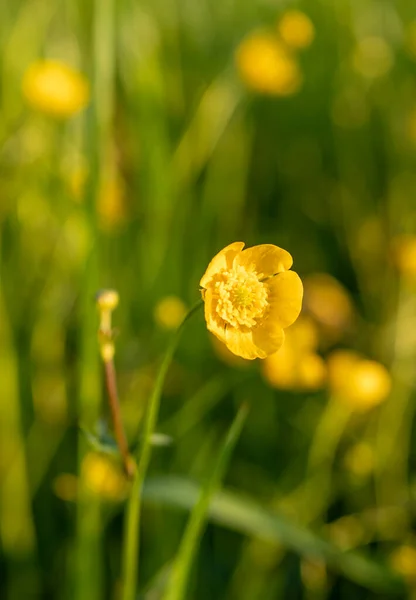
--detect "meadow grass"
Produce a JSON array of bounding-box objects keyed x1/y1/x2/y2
[{"x1": 1, "y1": 0, "x2": 416, "y2": 599}]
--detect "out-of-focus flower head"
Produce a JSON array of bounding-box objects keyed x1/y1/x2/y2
[
  {"x1": 352, "y1": 37, "x2": 393, "y2": 79},
  {"x1": 200, "y1": 242, "x2": 303, "y2": 360},
  {"x1": 66, "y1": 159, "x2": 88, "y2": 202},
  {"x1": 303, "y1": 274, "x2": 354, "y2": 343},
  {"x1": 300, "y1": 559, "x2": 327, "y2": 592},
  {"x1": 390, "y1": 544, "x2": 416, "y2": 583},
  {"x1": 23, "y1": 59, "x2": 89, "y2": 118},
  {"x1": 344, "y1": 442, "x2": 375, "y2": 478},
  {"x1": 261, "y1": 315, "x2": 326, "y2": 391},
  {"x1": 277, "y1": 11, "x2": 315, "y2": 50},
  {"x1": 284, "y1": 314, "x2": 319, "y2": 353},
  {"x1": 96, "y1": 289, "x2": 119, "y2": 313},
  {"x1": 98, "y1": 170, "x2": 128, "y2": 232},
  {"x1": 327, "y1": 350, "x2": 391, "y2": 411},
  {"x1": 81, "y1": 452, "x2": 129, "y2": 502},
  {"x1": 392, "y1": 235, "x2": 416, "y2": 278},
  {"x1": 235, "y1": 31, "x2": 302, "y2": 96},
  {"x1": 154, "y1": 296, "x2": 187, "y2": 330},
  {"x1": 327, "y1": 515, "x2": 368, "y2": 551}
]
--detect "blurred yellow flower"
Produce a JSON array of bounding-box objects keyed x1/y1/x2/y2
[
  {"x1": 154, "y1": 295, "x2": 187, "y2": 330},
  {"x1": 344, "y1": 442, "x2": 375, "y2": 477},
  {"x1": 200, "y1": 242, "x2": 303, "y2": 360},
  {"x1": 23, "y1": 59, "x2": 89, "y2": 118},
  {"x1": 303, "y1": 274, "x2": 354, "y2": 341},
  {"x1": 278, "y1": 11, "x2": 315, "y2": 50},
  {"x1": 352, "y1": 37, "x2": 393, "y2": 79},
  {"x1": 390, "y1": 544, "x2": 416, "y2": 582},
  {"x1": 262, "y1": 316, "x2": 326, "y2": 391},
  {"x1": 98, "y1": 172, "x2": 128, "y2": 231},
  {"x1": 327, "y1": 515, "x2": 367, "y2": 550},
  {"x1": 327, "y1": 350, "x2": 391, "y2": 410},
  {"x1": 65, "y1": 159, "x2": 88, "y2": 201},
  {"x1": 81, "y1": 452, "x2": 129, "y2": 501},
  {"x1": 285, "y1": 314, "x2": 319, "y2": 352},
  {"x1": 392, "y1": 235, "x2": 416, "y2": 277},
  {"x1": 235, "y1": 32, "x2": 302, "y2": 96},
  {"x1": 300, "y1": 559, "x2": 327, "y2": 592}
]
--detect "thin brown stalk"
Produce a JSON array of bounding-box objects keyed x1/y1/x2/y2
[{"x1": 104, "y1": 358, "x2": 135, "y2": 479}]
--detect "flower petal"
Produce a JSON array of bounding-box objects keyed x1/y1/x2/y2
[
  {"x1": 200, "y1": 242, "x2": 245, "y2": 288},
  {"x1": 225, "y1": 327, "x2": 266, "y2": 360},
  {"x1": 203, "y1": 288, "x2": 227, "y2": 343},
  {"x1": 235, "y1": 244, "x2": 293, "y2": 277},
  {"x1": 252, "y1": 321, "x2": 285, "y2": 356},
  {"x1": 266, "y1": 270, "x2": 303, "y2": 328}
]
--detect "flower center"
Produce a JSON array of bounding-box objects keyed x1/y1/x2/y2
[{"x1": 214, "y1": 265, "x2": 268, "y2": 328}]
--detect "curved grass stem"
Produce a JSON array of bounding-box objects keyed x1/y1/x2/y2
[{"x1": 121, "y1": 299, "x2": 203, "y2": 600}]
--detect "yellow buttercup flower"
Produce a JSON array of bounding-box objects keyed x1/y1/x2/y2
[
  {"x1": 154, "y1": 296, "x2": 187, "y2": 330},
  {"x1": 327, "y1": 350, "x2": 391, "y2": 411},
  {"x1": 98, "y1": 170, "x2": 128, "y2": 231},
  {"x1": 344, "y1": 442, "x2": 374, "y2": 477},
  {"x1": 262, "y1": 316, "x2": 326, "y2": 391},
  {"x1": 23, "y1": 59, "x2": 89, "y2": 118},
  {"x1": 352, "y1": 37, "x2": 393, "y2": 79},
  {"x1": 303, "y1": 273, "x2": 354, "y2": 342},
  {"x1": 390, "y1": 545, "x2": 416, "y2": 582},
  {"x1": 327, "y1": 515, "x2": 367, "y2": 551},
  {"x1": 235, "y1": 32, "x2": 302, "y2": 96},
  {"x1": 300, "y1": 559, "x2": 327, "y2": 592},
  {"x1": 392, "y1": 234, "x2": 416, "y2": 277},
  {"x1": 81, "y1": 452, "x2": 129, "y2": 502},
  {"x1": 200, "y1": 242, "x2": 303, "y2": 360},
  {"x1": 278, "y1": 11, "x2": 315, "y2": 50}
]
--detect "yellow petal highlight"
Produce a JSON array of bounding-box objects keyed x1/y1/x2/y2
[
  {"x1": 200, "y1": 241, "x2": 245, "y2": 288},
  {"x1": 235, "y1": 244, "x2": 293, "y2": 276},
  {"x1": 251, "y1": 322, "x2": 285, "y2": 358},
  {"x1": 224, "y1": 327, "x2": 265, "y2": 360},
  {"x1": 266, "y1": 271, "x2": 303, "y2": 328},
  {"x1": 204, "y1": 288, "x2": 227, "y2": 343}
]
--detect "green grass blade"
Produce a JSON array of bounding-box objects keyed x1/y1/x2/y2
[
  {"x1": 163, "y1": 403, "x2": 248, "y2": 600},
  {"x1": 144, "y1": 476, "x2": 405, "y2": 595},
  {"x1": 121, "y1": 300, "x2": 203, "y2": 600}
]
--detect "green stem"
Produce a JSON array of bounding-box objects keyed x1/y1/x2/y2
[
  {"x1": 121, "y1": 299, "x2": 203, "y2": 600},
  {"x1": 163, "y1": 403, "x2": 248, "y2": 600}
]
